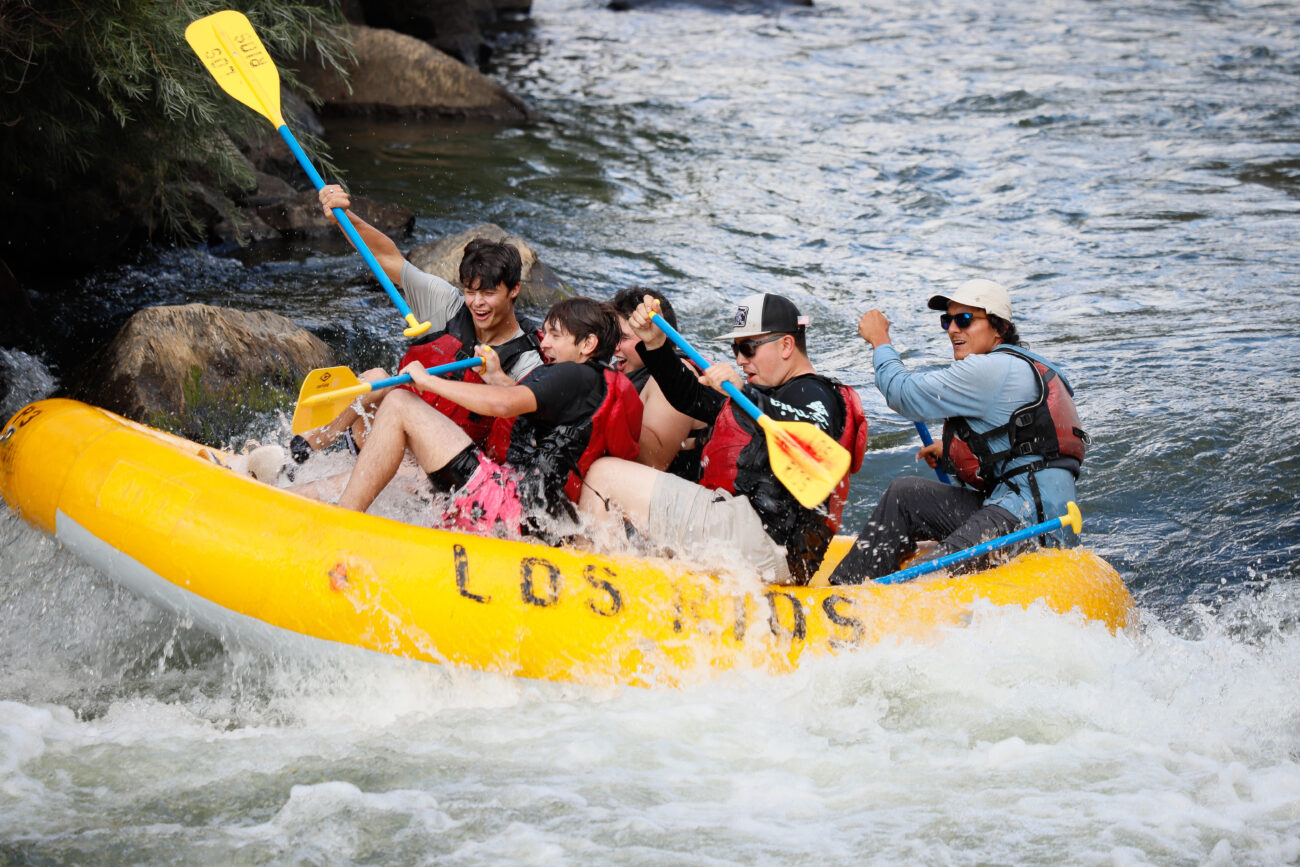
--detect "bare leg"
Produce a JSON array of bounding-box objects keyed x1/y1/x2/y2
[
  {"x1": 288, "y1": 469, "x2": 353, "y2": 503},
  {"x1": 298, "y1": 370, "x2": 391, "y2": 451},
  {"x1": 337, "y1": 389, "x2": 473, "y2": 513},
  {"x1": 578, "y1": 457, "x2": 661, "y2": 529},
  {"x1": 288, "y1": 460, "x2": 433, "y2": 505}
]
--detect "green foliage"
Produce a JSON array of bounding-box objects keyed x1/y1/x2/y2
[{"x1": 0, "y1": 0, "x2": 352, "y2": 253}]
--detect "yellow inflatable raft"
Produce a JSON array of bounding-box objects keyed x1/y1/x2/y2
[{"x1": 1, "y1": 399, "x2": 1135, "y2": 687}]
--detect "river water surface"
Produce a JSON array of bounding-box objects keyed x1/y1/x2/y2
[{"x1": 3, "y1": 0, "x2": 1300, "y2": 862}]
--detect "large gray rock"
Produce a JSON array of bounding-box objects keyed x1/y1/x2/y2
[
  {"x1": 257, "y1": 189, "x2": 415, "y2": 239},
  {"x1": 82, "y1": 304, "x2": 334, "y2": 432},
  {"x1": 175, "y1": 93, "x2": 333, "y2": 248},
  {"x1": 360, "y1": 0, "x2": 488, "y2": 68},
  {"x1": 295, "y1": 25, "x2": 537, "y2": 121},
  {"x1": 407, "y1": 224, "x2": 567, "y2": 309},
  {"x1": 346, "y1": 0, "x2": 533, "y2": 63},
  {"x1": 179, "y1": 181, "x2": 281, "y2": 246},
  {"x1": 232, "y1": 89, "x2": 327, "y2": 184},
  {"x1": 240, "y1": 171, "x2": 299, "y2": 209}
]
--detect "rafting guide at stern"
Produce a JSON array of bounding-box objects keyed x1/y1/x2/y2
[
  {"x1": 290, "y1": 185, "x2": 544, "y2": 462},
  {"x1": 830, "y1": 279, "x2": 1089, "y2": 585},
  {"x1": 577, "y1": 293, "x2": 867, "y2": 585}
]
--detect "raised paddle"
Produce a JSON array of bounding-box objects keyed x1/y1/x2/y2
[
  {"x1": 914, "y1": 421, "x2": 953, "y2": 484},
  {"x1": 291, "y1": 357, "x2": 484, "y2": 434},
  {"x1": 185, "y1": 10, "x2": 432, "y2": 338},
  {"x1": 876, "y1": 502, "x2": 1083, "y2": 585},
  {"x1": 649, "y1": 312, "x2": 851, "y2": 509}
]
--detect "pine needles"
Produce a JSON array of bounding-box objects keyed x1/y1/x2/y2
[{"x1": 0, "y1": 0, "x2": 353, "y2": 262}]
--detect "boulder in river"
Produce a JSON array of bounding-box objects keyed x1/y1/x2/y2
[
  {"x1": 80, "y1": 304, "x2": 334, "y2": 441},
  {"x1": 231, "y1": 89, "x2": 327, "y2": 177},
  {"x1": 257, "y1": 190, "x2": 416, "y2": 239},
  {"x1": 356, "y1": 0, "x2": 489, "y2": 68},
  {"x1": 407, "y1": 224, "x2": 568, "y2": 309},
  {"x1": 295, "y1": 25, "x2": 538, "y2": 122}
]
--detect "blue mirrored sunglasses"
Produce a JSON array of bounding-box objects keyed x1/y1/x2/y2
[{"x1": 940, "y1": 311, "x2": 988, "y2": 330}]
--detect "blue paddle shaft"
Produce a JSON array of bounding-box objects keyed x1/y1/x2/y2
[
  {"x1": 914, "y1": 422, "x2": 953, "y2": 484},
  {"x1": 276, "y1": 125, "x2": 419, "y2": 324},
  {"x1": 369, "y1": 357, "x2": 483, "y2": 391},
  {"x1": 876, "y1": 512, "x2": 1070, "y2": 585},
  {"x1": 650, "y1": 313, "x2": 765, "y2": 421}
]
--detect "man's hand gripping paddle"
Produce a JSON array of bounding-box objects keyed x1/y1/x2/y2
[
  {"x1": 914, "y1": 422, "x2": 953, "y2": 484},
  {"x1": 649, "y1": 312, "x2": 851, "y2": 509},
  {"x1": 291, "y1": 358, "x2": 484, "y2": 434},
  {"x1": 185, "y1": 10, "x2": 432, "y2": 338}
]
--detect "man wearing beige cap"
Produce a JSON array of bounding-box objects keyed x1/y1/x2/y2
[
  {"x1": 829, "y1": 279, "x2": 1089, "y2": 584},
  {"x1": 578, "y1": 292, "x2": 867, "y2": 585}
]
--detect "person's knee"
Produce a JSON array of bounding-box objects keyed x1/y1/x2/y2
[
  {"x1": 576, "y1": 481, "x2": 608, "y2": 515},
  {"x1": 367, "y1": 389, "x2": 426, "y2": 438},
  {"x1": 882, "y1": 475, "x2": 931, "y2": 501},
  {"x1": 576, "y1": 459, "x2": 633, "y2": 521},
  {"x1": 382, "y1": 387, "x2": 426, "y2": 419},
  {"x1": 584, "y1": 457, "x2": 626, "y2": 490}
]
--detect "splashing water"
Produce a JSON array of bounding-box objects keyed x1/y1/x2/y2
[{"x1": 3, "y1": 0, "x2": 1300, "y2": 860}]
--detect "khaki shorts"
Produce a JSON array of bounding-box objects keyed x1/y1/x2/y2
[{"x1": 647, "y1": 473, "x2": 791, "y2": 583}]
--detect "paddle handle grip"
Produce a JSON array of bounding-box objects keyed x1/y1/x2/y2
[
  {"x1": 650, "y1": 313, "x2": 765, "y2": 422},
  {"x1": 369, "y1": 356, "x2": 484, "y2": 392},
  {"x1": 299, "y1": 357, "x2": 485, "y2": 410},
  {"x1": 275, "y1": 125, "x2": 432, "y2": 338},
  {"x1": 914, "y1": 422, "x2": 953, "y2": 484},
  {"x1": 877, "y1": 502, "x2": 1083, "y2": 585}
]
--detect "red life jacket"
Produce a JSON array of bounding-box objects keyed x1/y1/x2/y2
[
  {"x1": 397, "y1": 306, "x2": 541, "y2": 446},
  {"x1": 699, "y1": 380, "x2": 866, "y2": 520},
  {"x1": 563, "y1": 368, "x2": 642, "y2": 501},
  {"x1": 825, "y1": 383, "x2": 869, "y2": 527},
  {"x1": 942, "y1": 346, "x2": 1088, "y2": 494},
  {"x1": 484, "y1": 366, "x2": 643, "y2": 503},
  {"x1": 696, "y1": 376, "x2": 867, "y2": 585}
]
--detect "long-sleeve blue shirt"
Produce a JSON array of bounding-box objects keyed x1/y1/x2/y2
[{"x1": 872, "y1": 344, "x2": 1080, "y2": 542}]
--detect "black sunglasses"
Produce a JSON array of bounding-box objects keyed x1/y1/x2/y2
[
  {"x1": 940, "y1": 311, "x2": 988, "y2": 330},
  {"x1": 731, "y1": 334, "x2": 785, "y2": 358}
]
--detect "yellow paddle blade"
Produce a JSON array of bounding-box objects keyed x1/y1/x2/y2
[
  {"x1": 291, "y1": 367, "x2": 365, "y2": 434},
  {"x1": 758, "y1": 417, "x2": 852, "y2": 509},
  {"x1": 185, "y1": 10, "x2": 285, "y2": 128}
]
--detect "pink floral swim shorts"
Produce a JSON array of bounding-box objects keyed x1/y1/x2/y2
[{"x1": 441, "y1": 452, "x2": 525, "y2": 537}]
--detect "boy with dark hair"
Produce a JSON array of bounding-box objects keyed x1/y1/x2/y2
[
  {"x1": 460, "y1": 238, "x2": 523, "y2": 295},
  {"x1": 293, "y1": 297, "x2": 642, "y2": 542},
  {"x1": 292, "y1": 185, "x2": 543, "y2": 462}
]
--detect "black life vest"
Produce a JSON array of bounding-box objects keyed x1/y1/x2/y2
[
  {"x1": 698, "y1": 376, "x2": 868, "y2": 585},
  {"x1": 625, "y1": 365, "x2": 652, "y2": 392},
  {"x1": 397, "y1": 306, "x2": 542, "y2": 446},
  {"x1": 942, "y1": 345, "x2": 1089, "y2": 495},
  {"x1": 485, "y1": 365, "x2": 643, "y2": 512}
]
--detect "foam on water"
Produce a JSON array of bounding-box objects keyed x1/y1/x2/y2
[
  {"x1": 0, "y1": 348, "x2": 58, "y2": 422},
  {"x1": 3, "y1": 497, "x2": 1299, "y2": 863},
  {"x1": 4, "y1": 0, "x2": 1300, "y2": 859}
]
